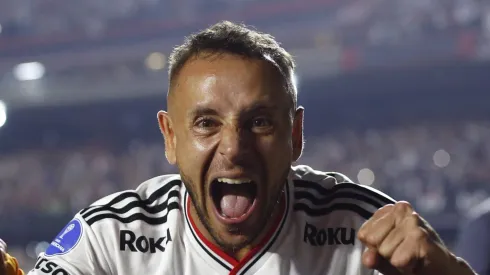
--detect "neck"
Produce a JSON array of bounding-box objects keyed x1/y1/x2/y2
[{"x1": 189, "y1": 196, "x2": 285, "y2": 262}]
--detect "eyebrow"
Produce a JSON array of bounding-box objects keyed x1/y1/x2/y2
[
  {"x1": 188, "y1": 102, "x2": 279, "y2": 118},
  {"x1": 188, "y1": 106, "x2": 219, "y2": 119},
  {"x1": 243, "y1": 102, "x2": 279, "y2": 114}
]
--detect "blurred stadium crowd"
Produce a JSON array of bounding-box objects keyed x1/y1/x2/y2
[
  {"x1": 0, "y1": 0, "x2": 489, "y2": 42},
  {"x1": 304, "y1": 122, "x2": 490, "y2": 216},
  {"x1": 1, "y1": 0, "x2": 490, "y2": 269},
  {"x1": 1, "y1": 120, "x2": 490, "y2": 221}
]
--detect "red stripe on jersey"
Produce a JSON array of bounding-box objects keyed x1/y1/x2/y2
[
  {"x1": 228, "y1": 198, "x2": 285, "y2": 275},
  {"x1": 186, "y1": 198, "x2": 238, "y2": 265},
  {"x1": 186, "y1": 192, "x2": 286, "y2": 273}
]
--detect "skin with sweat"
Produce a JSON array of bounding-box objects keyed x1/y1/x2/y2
[{"x1": 158, "y1": 53, "x2": 304, "y2": 260}]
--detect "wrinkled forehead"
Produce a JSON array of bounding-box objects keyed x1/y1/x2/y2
[{"x1": 168, "y1": 54, "x2": 291, "y2": 116}]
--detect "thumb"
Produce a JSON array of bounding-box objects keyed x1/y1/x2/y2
[{"x1": 373, "y1": 256, "x2": 405, "y2": 275}]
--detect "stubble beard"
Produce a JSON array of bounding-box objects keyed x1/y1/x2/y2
[{"x1": 180, "y1": 171, "x2": 285, "y2": 254}]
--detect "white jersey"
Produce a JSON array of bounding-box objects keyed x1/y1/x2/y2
[{"x1": 28, "y1": 165, "x2": 395, "y2": 275}]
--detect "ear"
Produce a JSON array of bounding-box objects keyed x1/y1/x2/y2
[
  {"x1": 292, "y1": 107, "x2": 304, "y2": 162},
  {"x1": 157, "y1": 110, "x2": 177, "y2": 165}
]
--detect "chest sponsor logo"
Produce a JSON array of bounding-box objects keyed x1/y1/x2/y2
[
  {"x1": 303, "y1": 222, "x2": 355, "y2": 246},
  {"x1": 34, "y1": 257, "x2": 70, "y2": 275},
  {"x1": 120, "y1": 229, "x2": 172, "y2": 253},
  {"x1": 45, "y1": 219, "x2": 83, "y2": 257}
]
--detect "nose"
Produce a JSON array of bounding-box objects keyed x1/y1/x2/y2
[{"x1": 218, "y1": 125, "x2": 252, "y2": 165}]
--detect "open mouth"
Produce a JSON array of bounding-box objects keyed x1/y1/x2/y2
[{"x1": 210, "y1": 178, "x2": 258, "y2": 224}]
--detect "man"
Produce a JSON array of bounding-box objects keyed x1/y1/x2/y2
[
  {"x1": 0, "y1": 21, "x2": 477, "y2": 275},
  {"x1": 455, "y1": 197, "x2": 490, "y2": 275}
]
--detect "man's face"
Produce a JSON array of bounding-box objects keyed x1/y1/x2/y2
[{"x1": 159, "y1": 53, "x2": 303, "y2": 251}]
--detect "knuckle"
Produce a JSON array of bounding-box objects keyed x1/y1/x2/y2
[
  {"x1": 394, "y1": 201, "x2": 412, "y2": 212},
  {"x1": 382, "y1": 203, "x2": 395, "y2": 209},
  {"x1": 405, "y1": 213, "x2": 421, "y2": 226},
  {"x1": 374, "y1": 204, "x2": 395, "y2": 218},
  {"x1": 366, "y1": 233, "x2": 379, "y2": 245},
  {"x1": 358, "y1": 220, "x2": 374, "y2": 242},
  {"x1": 419, "y1": 244, "x2": 429, "y2": 259},
  {"x1": 377, "y1": 243, "x2": 391, "y2": 258},
  {"x1": 380, "y1": 204, "x2": 395, "y2": 212},
  {"x1": 409, "y1": 211, "x2": 420, "y2": 219},
  {"x1": 357, "y1": 228, "x2": 367, "y2": 241},
  {"x1": 409, "y1": 228, "x2": 428, "y2": 241}
]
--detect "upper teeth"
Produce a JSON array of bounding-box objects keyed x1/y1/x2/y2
[{"x1": 217, "y1": 178, "x2": 252, "y2": 184}]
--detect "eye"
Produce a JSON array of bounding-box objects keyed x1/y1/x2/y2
[
  {"x1": 196, "y1": 118, "x2": 218, "y2": 128},
  {"x1": 252, "y1": 117, "x2": 272, "y2": 128},
  {"x1": 193, "y1": 117, "x2": 221, "y2": 135},
  {"x1": 249, "y1": 117, "x2": 274, "y2": 134}
]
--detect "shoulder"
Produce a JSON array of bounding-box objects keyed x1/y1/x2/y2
[
  {"x1": 290, "y1": 164, "x2": 354, "y2": 187},
  {"x1": 286, "y1": 166, "x2": 395, "y2": 262},
  {"x1": 37, "y1": 175, "x2": 184, "y2": 274},
  {"x1": 291, "y1": 165, "x2": 396, "y2": 221},
  {"x1": 79, "y1": 174, "x2": 183, "y2": 227}
]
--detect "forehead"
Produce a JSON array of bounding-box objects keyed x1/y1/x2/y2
[{"x1": 170, "y1": 53, "x2": 290, "y2": 114}]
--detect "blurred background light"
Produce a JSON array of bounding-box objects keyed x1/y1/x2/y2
[
  {"x1": 13, "y1": 62, "x2": 46, "y2": 81},
  {"x1": 357, "y1": 168, "x2": 375, "y2": 186},
  {"x1": 0, "y1": 100, "x2": 7, "y2": 128},
  {"x1": 145, "y1": 52, "x2": 166, "y2": 71},
  {"x1": 433, "y1": 149, "x2": 451, "y2": 168}
]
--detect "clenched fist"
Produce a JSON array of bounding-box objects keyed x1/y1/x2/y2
[{"x1": 357, "y1": 202, "x2": 475, "y2": 275}]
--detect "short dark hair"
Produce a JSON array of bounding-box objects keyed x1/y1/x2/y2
[{"x1": 168, "y1": 21, "x2": 297, "y2": 111}]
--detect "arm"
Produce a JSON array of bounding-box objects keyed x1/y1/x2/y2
[
  {"x1": 454, "y1": 213, "x2": 490, "y2": 275},
  {"x1": 358, "y1": 202, "x2": 477, "y2": 275},
  {"x1": 25, "y1": 213, "x2": 112, "y2": 275}
]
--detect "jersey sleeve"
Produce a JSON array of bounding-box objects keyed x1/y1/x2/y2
[{"x1": 26, "y1": 212, "x2": 112, "y2": 275}]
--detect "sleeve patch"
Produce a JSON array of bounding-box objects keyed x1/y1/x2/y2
[{"x1": 45, "y1": 219, "x2": 83, "y2": 257}]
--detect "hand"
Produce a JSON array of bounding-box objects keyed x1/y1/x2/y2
[{"x1": 357, "y1": 202, "x2": 475, "y2": 275}]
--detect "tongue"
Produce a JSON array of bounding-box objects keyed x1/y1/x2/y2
[{"x1": 219, "y1": 184, "x2": 254, "y2": 218}]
